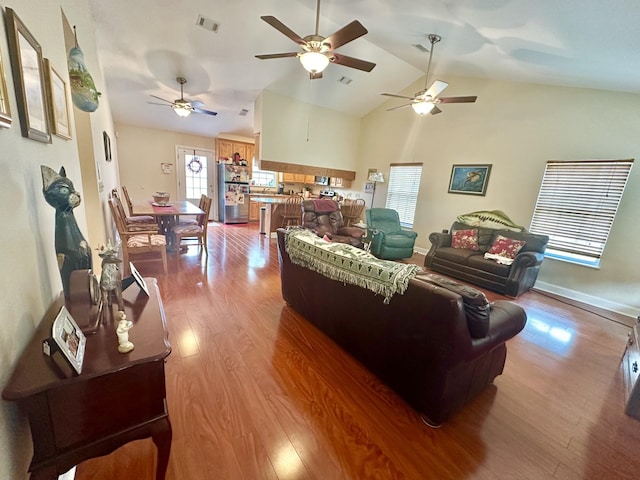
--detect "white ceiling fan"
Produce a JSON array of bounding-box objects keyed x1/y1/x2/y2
[
  {"x1": 148, "y1": 77, "x2": 217, "y2": 118},
  {"x1": 381, "y1": 34, "x2": 477, "y2": 115}
]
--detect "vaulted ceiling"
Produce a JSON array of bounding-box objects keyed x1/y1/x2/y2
[{"x1": 88, "y1": 0, "x2": 640, "y2": 139}]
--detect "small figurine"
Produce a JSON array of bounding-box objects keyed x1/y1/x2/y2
[
  {"x1": 97, "y1": 241, "x2": 124, "y2": 322},
  {"x1": 115, "y1": 311, "x2": 134, "y2": 353}
]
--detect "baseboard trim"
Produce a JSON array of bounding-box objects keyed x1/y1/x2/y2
[{"x1": 533, "y1": 282, "x2": 636, "y2": 328}]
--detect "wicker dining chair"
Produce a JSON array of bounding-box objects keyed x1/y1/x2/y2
[
  {"x1": 341, "y1": 198, "x2": 366, "y2": 226},
  {"x1": 280, "y1": 195, "x2": 303, "y2": 228}
]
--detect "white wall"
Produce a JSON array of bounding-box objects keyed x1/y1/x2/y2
[
  {"x1": 359, "y1": 75, "x2": 640, "y2": 316},
  {"x1": 259, "y1": 89, "x2": 361, "y2": 171},
  {"x1": 0, "y1": 1, "x2": 117, "y2": 478}
]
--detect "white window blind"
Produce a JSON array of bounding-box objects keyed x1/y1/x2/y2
[
  {"x1": 529, "y1": 159, "x2": 633, "y2": 266},
  {"x1": 385, "y1": 163, "x2": 423, "y2": 228}
]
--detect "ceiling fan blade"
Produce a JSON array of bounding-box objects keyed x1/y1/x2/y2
[
  {"x1": 330, "y1": 53, "x2": 376, "y2": 72},
  {"x1": 147, "y1": 102, "x2": 172, "y2": 107},
  {"x1": 193, "y1": 107, "x2": 218, "y2": 116},
  {"x1": 324, "y1": 20, "x2": 368, "y2": 50},
  {"x1": 438, "y1": 96, "x2": 478, "y2": 103},
  {"x1": 430, "y1": 106, "x2": 443, "y2": 115},
  {"x1": 386, "y1": 103, "x2": 412, "y2": 111},
  {"x1": 149, "y1": 95, "x2": 173, "y2": 104},
  {"x1": 425, "y1": 80, "x2": 448, "y2": 99},
  {"x1": 255, "y1": 52, "x2": 299, "y2": 60},
  {"x1": 381, "y1": 93, "x2": 415, "y2": 100},
  {"x1": 260, "y1": 16, "x2": 306, "y2": 46},
  {"x1": 310, "y1": 71, "x2": 323, "y2": 80}
]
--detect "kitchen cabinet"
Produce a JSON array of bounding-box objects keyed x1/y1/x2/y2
[
  {"x1": 215, "y1": 139, "x2": 252, "y2": 163},
  {"x1": 249, "y1": 198, "x2": 261, "y2": 222},
  {"x1": 304, "y1": 175, "x2": 315, "y2": 184}
]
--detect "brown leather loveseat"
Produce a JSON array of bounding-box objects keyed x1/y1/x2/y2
[
  {"x1": 277, "y1": 229, "x2": 527, "y2": 426},
  {"x1": 426, "y1": 221, "x2": 549, "y2": 297}
]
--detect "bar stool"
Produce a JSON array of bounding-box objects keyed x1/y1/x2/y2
[{"x1": 280, "y1": 195, "x2": 303, "y2": 227}]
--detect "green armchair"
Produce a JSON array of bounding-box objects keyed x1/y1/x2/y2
[{"x1": 365, "y1": 208, "x2": 418, "y2": 260}]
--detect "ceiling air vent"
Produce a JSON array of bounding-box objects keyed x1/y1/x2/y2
[
  {"x1": 412, "y1": 43, "x2": 430, "y2": 53},
  {"x1": 196, "y1": 14, "x2": 220, "y2": 33},
  {"x1": 239, "y1": 108, "x2": 249, "y2": 116},
  {"x1": 338, "y1": 76, "x2": 352, "y2": 85}
]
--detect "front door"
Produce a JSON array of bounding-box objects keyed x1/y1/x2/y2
[{"x1": 176, "y1": 146, "x2": 215, "y2": 220}]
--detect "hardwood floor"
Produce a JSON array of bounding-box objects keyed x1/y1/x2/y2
[{"x1": 76, "y1": 223, "x2": 640, "y2": 479}]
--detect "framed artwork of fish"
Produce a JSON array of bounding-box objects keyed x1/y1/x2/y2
[{"x1": 448, "y1": 164, "x2": 492, "y2": 196}]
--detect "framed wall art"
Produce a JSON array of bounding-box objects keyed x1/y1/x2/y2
[
  {"x1": 103, "y1": 131, "x2": 112, "y2": 161},
  {"x1": 44, "y1": 59, "x2": 72, "y2": 139},
  {"x1": 0, "y1": 41, "x2": 11, "y2": 128},
  {"x1": 448, "y1": 164, "x2": 492, "y2": 196},
  {"x1": 4, "y1": 7, "x2": 50, "y2": 143}
]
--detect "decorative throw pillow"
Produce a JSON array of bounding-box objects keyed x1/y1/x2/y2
[
  {"x1": 487, "y1": 234, "x2": 526, "y2": 259},
  {"x1": 451, "y1": 229, "x2": 479, "y2": 250}
]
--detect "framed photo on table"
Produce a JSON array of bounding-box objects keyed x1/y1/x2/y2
[
  {"x1": 43, "y1": 59, "x2": 72, "y2": 139},
  {"x1": 45, "y1": 306, "x2": 86, "y2": 374},
  {"x1": 448, "y1": 164, "x2": 492, "y2": 196},
  {"x1": 4, "y1": 7, "x2": 50, "y2": 143},
  {"x1": 0, "y1": 40, "x2": 12, "y2": 128}
]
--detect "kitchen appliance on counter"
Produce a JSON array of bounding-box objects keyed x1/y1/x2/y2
[
  {"x1": 319, "y1": 190, "x2": 335, "y2": 199},
  {"x1": 218, "y1": 163, "x2": 250, "y2": 223},
  {"x1": 315, "y1": 176, "x2": 329, "y2": 185},
  {"x1": 277, "y1": 183, "x2": 284, "y2": 194}
]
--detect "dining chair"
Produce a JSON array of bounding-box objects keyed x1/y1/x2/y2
[
  {"x1": 172, "y1": 195, "x2": 212, "y2": 254},
  {"x1": 341, "y1": 198, "x2": 366, "y2": 226},
  {"x1": 280, "y1": 195, "x2": 303, "y2": 227},
  {"x1": 177, "y1": 194, "x2": 207, "y2": 226},
  {"x1": 108, "y1": 199, "x2": 168, "y2": 275},
  {"x1": 121, "y1": 186, "x2": 135, "y2": 217},
  {"x1": 111, "y1": 194, "x2": 158, "y2": 231}
]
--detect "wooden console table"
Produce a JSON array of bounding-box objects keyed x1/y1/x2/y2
[{"x1": 2, "y1": 277, "x2": 172, "y2": 480}]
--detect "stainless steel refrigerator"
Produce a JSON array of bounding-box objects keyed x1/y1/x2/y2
[{"x1": 218, "y1": 163, "x2": 250, "y2": 223}]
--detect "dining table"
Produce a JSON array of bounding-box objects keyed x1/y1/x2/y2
[{"x1": 131, "y1": 200, "x2": 205, "y2": 252}]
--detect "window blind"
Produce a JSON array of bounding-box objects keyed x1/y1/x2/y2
[
  {"x1": 385, "y1": 163, "x2": 423, "y2": 228},
  {"x1": 529, "y1": 159, "x2": 633, "y2": 265}
]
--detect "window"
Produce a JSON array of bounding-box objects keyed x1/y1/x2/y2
[
  {"x1": 529, "y1": 159, "x2": 633, "y2": 267},
  {"x1": 251, "y1": 159, "x2": 276, "y2": 187},
  {"x1": 385, "y1": 163, "x2": 423, "y2": 228},
  {"x1": 184, "y1": 152, "x2": 208, "y2": 199}
]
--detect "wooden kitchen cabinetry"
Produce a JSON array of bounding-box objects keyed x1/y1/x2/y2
[
  {"x1": 304, "y1": 175, "x2": 315, "y2": 184},
  {"x1": 249, "y1": 199, "x2": 261, "y2": 222},
  {"x1": 216, "y1": 138, "x2": 255, "y2": 177}
]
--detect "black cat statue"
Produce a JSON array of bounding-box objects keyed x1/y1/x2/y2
[{"x1": 41, "y1": 165, "x2": 93, "y2": 297}]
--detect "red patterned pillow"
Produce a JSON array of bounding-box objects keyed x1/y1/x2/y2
[
  {"x1": 488, "y1": 235, "x2": 526, "y2": 259},
  {"x1": 452, "y1": 229, "x2": 479, "y2": 250}
]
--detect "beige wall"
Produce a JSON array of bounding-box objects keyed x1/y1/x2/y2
[
  {"x1": 359, "y1": 75, "x2": 640, "y2": 316},
  {"x1": 114, "y1": 123, "x2": 215, "y2": 201},
  {"x1": 259, "y1": 89, "x2": 361, "y2": 171},
  {"x1": 0, "y1": 1, "x2": 118, "y2": 478}
]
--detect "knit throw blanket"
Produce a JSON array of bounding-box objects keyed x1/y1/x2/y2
[{"x1": 285, "y1": 229, "x2": 422, "y2": 303}]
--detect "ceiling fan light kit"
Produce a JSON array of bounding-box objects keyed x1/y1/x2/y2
[
  {"x1": 299, "y1": 51, "x2": 330, "y2": 74},
  {"x1": 411, "y1": 100, "x2": 435, "y2": 115}
]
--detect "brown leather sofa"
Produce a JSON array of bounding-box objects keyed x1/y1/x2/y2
[
  {"x1": 301, "y1": 199, "x2": 365, "y2": 247},
  {"x1": 426, "y1": 221, "x2": 549, "y2": 297},
  {"x1": 277, "y1": 229, "x2": 527, "y2": 426}
]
